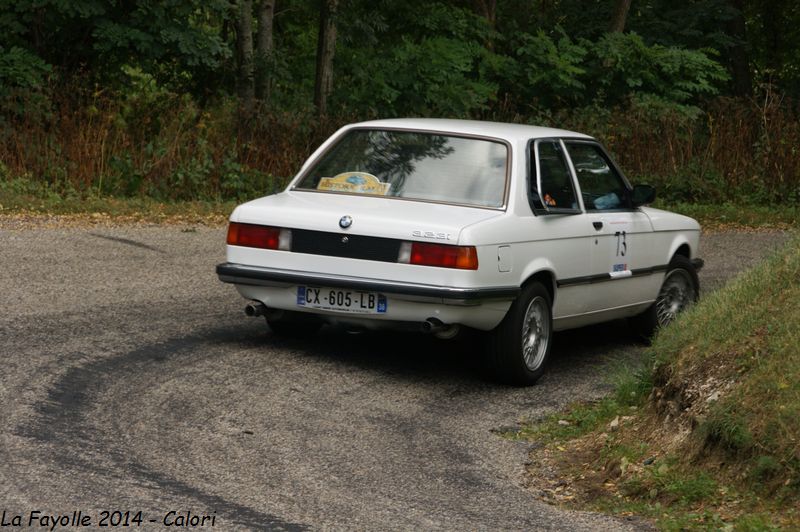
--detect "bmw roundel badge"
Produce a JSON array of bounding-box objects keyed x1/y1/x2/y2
[{"x1": 339, "y1": 215, "x2": 353, "y2": 229}]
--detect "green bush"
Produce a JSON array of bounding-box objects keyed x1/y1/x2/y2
[{"x1": 588, "y1": 32, "x2": 728, "y2": 107}]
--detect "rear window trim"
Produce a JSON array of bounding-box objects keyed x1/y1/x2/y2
[{"x1": 290, "y1": 126, "x2": 513, "y2": 211}]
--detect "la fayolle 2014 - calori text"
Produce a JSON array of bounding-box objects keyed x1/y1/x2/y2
[{"x1": 1, "y1": 510, "x2": 217, "y2": 528}]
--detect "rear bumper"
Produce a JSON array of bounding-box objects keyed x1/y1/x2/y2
[{"x1": 216, "y1": 262, "x2": 519, "y2": 305}]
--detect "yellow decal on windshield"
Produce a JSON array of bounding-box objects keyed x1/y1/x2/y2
[{"x1": 318, "y1": 172, "x2": 390, "y2": 195}]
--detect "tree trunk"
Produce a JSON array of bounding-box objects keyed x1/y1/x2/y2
[
  {"x1": 236, "y1": 0, "x2": 256, "y2": 121},
  {"x1": 472, "y1": 0, "x2": 497, "y2": 49},
  {"x1": 609, "y1": 0, "x2": 632, "y2": 33},
  {"x1": 473, "y1": 0, "x2": 497, "y2": 29},
  {"x1": 760, "y1": 0, "x2": 784, "y2": 75},
  {"x1": 255, "y1": 0, "x2": 275, "y2": 101},
  {"x1": 726, "y1": 0, "x2": 752, "y2": 96},
  {"x1": 314, "y1": 0, "x2": 339, "y2": 118}
]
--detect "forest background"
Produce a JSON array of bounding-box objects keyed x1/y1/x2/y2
[{"x1": 1, "y1": 0, "x2": 798, "y2": 208}]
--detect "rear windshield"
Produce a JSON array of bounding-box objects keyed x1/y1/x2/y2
[{"x1": 293, "y1": 129, "x2": 508, "y2": 208}]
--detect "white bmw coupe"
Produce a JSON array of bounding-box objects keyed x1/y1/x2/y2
[{"x1": 217, "y1": 119, "x2": 703, "y2": 385}]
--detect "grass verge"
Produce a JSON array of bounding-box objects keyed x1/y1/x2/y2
[
  {"x1": 0, "y1": 185, "x2": 236, "y2": 227},
  {"x1": 656, "y1": 202, "x2": 798, "y2": 231},
  {"x1": 506, "y1": 236, "x2": 800, "y2": 530}
]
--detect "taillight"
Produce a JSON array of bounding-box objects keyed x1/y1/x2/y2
[
  {"x1": 398, "y1": 242, "x2": 478, "y2": 270},
  {"x1": 227, "y1": 222, "x2": 292, "y2": 250}
]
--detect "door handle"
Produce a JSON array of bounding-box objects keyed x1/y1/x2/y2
[{"x1": 593, "y1": 221, "x2": 603, "y2": 230}]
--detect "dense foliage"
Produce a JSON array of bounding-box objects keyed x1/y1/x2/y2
[{"x1": 0, "y1": 0, "x2": 798, "y2": 204}]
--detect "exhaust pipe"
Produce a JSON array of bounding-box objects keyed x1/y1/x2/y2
[
  {"x1": 245, "y1": 302, "x2": 267, "y2": 317},
  {"x1": 422, "y1": 318, "x2": 444, "y2": 333},
  {"x1": 422, "y1": 317, "x2": 460, "y2": 339},
  {"x1": 422, "y1": 317, "x2": 445, "y2": 333}
]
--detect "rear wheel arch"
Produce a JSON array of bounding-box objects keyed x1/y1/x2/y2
[{"x1": 521, "y1": 270, "x2": 556, "y2": 306}]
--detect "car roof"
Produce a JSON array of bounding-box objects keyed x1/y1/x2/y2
[{"x1": 344, "y1": 118, "x2": 594, "y2": 143}]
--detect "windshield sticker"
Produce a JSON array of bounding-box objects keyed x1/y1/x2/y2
[{"x1": 317, "y1": 172, "x2": 391, "y2": 195}]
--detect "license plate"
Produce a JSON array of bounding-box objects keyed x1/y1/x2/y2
[{"x1": 297, "y1": 286, "x2": 387, "y2": 314}]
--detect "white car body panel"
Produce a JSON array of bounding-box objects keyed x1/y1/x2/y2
[{"x1": 218, "y1": 118, "x2": 702, "y2": 334}]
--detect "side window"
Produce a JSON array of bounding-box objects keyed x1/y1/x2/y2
[
  {"x1": 534, "y1": 140, "x2": 578, "y2": 210},
  {"x1": 565, "y1": 142, "x2": 629, "y2": 211}
]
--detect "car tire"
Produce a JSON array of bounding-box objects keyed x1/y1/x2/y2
[
  {"x1": 487, "y1": 282, "x2": 553, "y2": 386},
  {"x1": 266, "y1": 311, "x2": 323, "y2": 337},
  {"x1": 629, "y1": 254, "x2": 699, "y2": 341}
]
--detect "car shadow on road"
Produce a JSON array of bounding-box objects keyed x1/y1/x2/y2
[{"x1": 251, "y1": 318, "x2": 646, "y2": 388}]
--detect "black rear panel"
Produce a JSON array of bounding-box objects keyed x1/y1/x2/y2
[{"x1": 291, "y1": 229, "x2": 401, "y2": 263}]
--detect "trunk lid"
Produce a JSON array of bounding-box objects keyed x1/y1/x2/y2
[{"x1": 231, "y1": 191, "x2": 503, "y2": 244}]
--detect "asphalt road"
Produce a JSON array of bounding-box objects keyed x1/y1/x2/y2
[{"x1": 0, "y1": 223, "x2": 790, "y2": 530}]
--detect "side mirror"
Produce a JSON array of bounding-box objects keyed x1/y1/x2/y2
[{"x1": 631, "y1": 184, "x2": 656, "y2": 207}]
